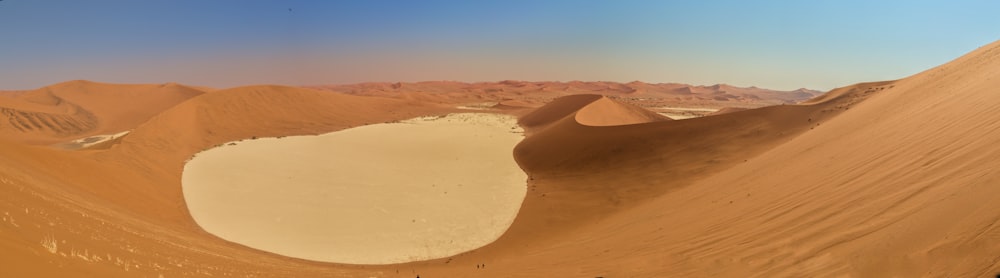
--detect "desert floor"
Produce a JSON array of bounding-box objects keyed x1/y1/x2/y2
[{"x1": 182, "y1": 113, "x2": 526, "y2": 264}]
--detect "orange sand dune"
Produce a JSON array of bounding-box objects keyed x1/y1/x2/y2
[
  {"x1": 501, "y1": 40, "x2": 1000, "y2": 277},
  {"x1": 2, "y1": 40, "x2": 1000, "y2": 277},
  {"x1": 574, "y1": 96, "x2": 671, "y2": 126},
  {"x1": 0, "y1": 90, "x2": 29, "y2": 98},
  {"x1": 491, "y1": 99, "x2": 544, "y2": 110},
  {"x1": 0, "y1": 80, "x2": 205, "y2": 145},
  {"x1": 42, "y1": 81, "x2": 206, "y2": 134},
  {"x1": 311, "y1": 80, "x2": 821, "y2": 109}
]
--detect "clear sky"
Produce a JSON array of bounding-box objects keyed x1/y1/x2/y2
[{"x1": 1, "y1": 1, "x2": 998, "y2": 91}]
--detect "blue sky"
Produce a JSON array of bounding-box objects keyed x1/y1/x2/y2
[{"x1": 1, "y1": 1, "x2": 998, "y2": 90}]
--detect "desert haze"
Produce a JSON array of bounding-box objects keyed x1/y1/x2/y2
[{"x1": 2, "y1": 40, "x2": 1000, "y2": 277}]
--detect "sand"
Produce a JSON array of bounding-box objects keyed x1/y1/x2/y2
[
  {"x1": 658, "y1": 113, "x2": 696, "y2": 120},
  {"x1": 653, "y1": 107, "x2": 720, "y2": 120},
  {"x1": 652, "y1": 107, "x2": 720, "y2": 112},
  {"x1": 181, "y1": 113, "x2": 527, "y2": 264},
  {"x1": 54, "y1": 130, "x2": 130, "y2": 149},
  {"x1": 455, "y1": 102, "x2": 499, "y2": 110}
]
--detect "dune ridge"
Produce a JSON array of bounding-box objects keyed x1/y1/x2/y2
[{"x1": 574, "y1": 96, "x2": 671, "y2": 126}]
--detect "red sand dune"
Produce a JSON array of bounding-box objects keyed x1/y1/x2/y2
[
  {"x1": 0, "y1": 80, "x2": 205, "y2": 145},
  {"x1": 1, "y1": 40, "x2": 1000, "y2": 277},
  {"x1": 310, "y1": 80, "x2": 822, "y2": 109}
]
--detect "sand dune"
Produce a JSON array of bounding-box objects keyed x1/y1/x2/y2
[
  {"x1": 44, "y1": 81, "x2": 206, "y2": 133},
  {"x1": 1, "y1": 40, "x2": 1000, "y2": 277},
  {"x1": 574, "y1": 96, "x2": 671, "y2": 126},
  {"x1": 496, "y1": 40, "x2": 1000, "y2": 277},
  {"x1": 311, "y1": 80, "x2": 821, "y2": 109},
  {"x1": 0, "y1": 80, "x2": 204, "y2": 145}
]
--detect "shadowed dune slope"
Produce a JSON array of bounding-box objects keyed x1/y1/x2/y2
[
  {"x1": 496, "y1": 80, "x2": 886, "y2": 251},
  {"x1": 515, "y1": 83, "x2": 880, "y2": 180},
  {"x1": 517, "y1": 94, "x2": 605, "y2": 129},
  {"x1": 518, "y1": 94, "x2": 669, "y2": 130}
]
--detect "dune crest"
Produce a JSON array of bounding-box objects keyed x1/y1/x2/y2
[{"x1": 574, "y1": 96, "x2": 671, "y2": 126}]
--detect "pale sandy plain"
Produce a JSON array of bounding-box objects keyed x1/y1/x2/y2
[
  {"x1": 182, "y1": 113, "x2": 526, "y2": 264},
  {"x1": 55, "y1": 130, "x2": 131, "y2": 150},
  {"x1": 1, "y1": 40, "x2": 1000, "y2": 277},
  {"x1": 653, "y1": 107, "x2": 720, "y2": 120}
]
